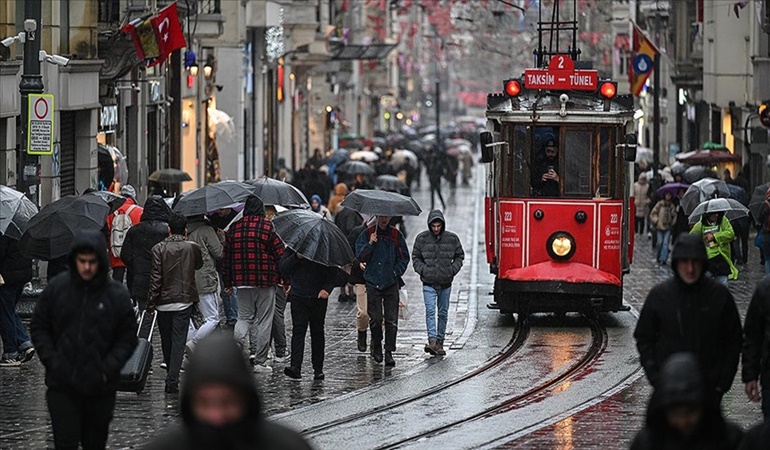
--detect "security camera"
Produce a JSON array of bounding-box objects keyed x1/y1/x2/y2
[
  {"x1": 24, "y1": 19, "x2": 36, "y2": 33},
  {"x1": 39, "y1": 51, "x2": 69, "y2": 67},
  {"x1": 1, "y1": 32, "x2": 24, "y2": 47},
  {"x1": 559, "y1": 93, "x2": 569, "y2": 103}
]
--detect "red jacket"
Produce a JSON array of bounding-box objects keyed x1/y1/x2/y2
[
  {"x1": 107, "y1": 198, "x2": 144, "y2": 268},
  {"x1": 222, "y1": 215, "x2": 285, "y2": 288}
]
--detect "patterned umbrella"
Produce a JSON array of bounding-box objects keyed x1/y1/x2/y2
[
  {"x1": 272, "y1": 209, "x2": 354, "y2": 268},
  {"x1": 0, "y1": 186, "x2": 38, "y2": 240}
]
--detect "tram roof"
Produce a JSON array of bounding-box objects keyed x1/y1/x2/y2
[{"x1": 486, "y1": 92, "x2": 634, "y2": 125}]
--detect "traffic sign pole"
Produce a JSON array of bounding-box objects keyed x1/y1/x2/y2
[{"x1": 18, "y1": 0, "x2": 43, "y2": 206}]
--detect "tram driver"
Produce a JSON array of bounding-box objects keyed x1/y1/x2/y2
[{"x1": 531, "y1": 138, "x2": 560, "y2": 197}]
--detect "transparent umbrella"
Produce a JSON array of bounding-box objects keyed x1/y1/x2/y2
[
  {"x1": 680, "y1": 178, "x2": 731, "y2": 215},
  {"x1": 688, "y1": 197, "x2": 749, "y2": 224}
]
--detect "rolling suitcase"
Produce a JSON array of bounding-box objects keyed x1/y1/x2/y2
[{"x1": 118, "y1": 310, "x2": 156, "y2": 394}]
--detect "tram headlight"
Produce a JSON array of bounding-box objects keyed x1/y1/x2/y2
[{"x1": 547, "y1": 232, "x2": 576, "y2": 261}]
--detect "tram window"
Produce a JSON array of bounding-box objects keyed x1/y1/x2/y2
[
  {"x1": 530, "y1": 127, "x2": 559, "y2": 197},
  {"x1": 598, "y1": 128, "x2": 612, "y2": 196},
  {"x1": 563, "y1": 130, "x2": 592, "y2": 197}
]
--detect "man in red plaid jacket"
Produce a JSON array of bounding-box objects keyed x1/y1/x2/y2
[{"x1": 222, "y1": 195, "x2": 285, "y2": 372}]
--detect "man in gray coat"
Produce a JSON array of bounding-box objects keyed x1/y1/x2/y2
[
  {"x1": 412, "y1": 210, "x2": 464, "y2": 356},
  {"x1": 186, "y1": 215, "x2": 223, "y2": 352}
]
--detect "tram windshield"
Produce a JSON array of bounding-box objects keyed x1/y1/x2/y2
[{"x1": 497, "y1": 124, "x2": 620, "y2": 199}]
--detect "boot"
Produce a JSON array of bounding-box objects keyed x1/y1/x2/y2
[
  {"x1": 424, "y1": 339, "x2": 438, "y2": 355},
  {"x1": 384, "y1": 350, "x2": 396, "y2": 367},
  {"x1": 435, "y1": 340, "x2": 446, "y2": 356},
  {"x1": 371, "y1": 345, "x2": 383, "y2": 363},
  {"x1": 357, "y1": 331, "x2": 367, "y2": 352}
]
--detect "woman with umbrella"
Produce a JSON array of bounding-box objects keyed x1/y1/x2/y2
[{"x1": 690, "y1": 206, "x2": 738, "y2": 285}]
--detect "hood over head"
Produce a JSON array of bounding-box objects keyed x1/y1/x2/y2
[
  {"x1": 427, "y1": 209, "x2": 446, "y2": 234},
  {"x1": 244, "y1": 195, "x2": 265, "y2": 217},
  {"x1": 311, "y1": 194, "x2": 323, "y2": 212},
  {"x1": 141, "y1": 195, "x2": 171, "y2": 222},
  {"x1": 68, "y1": 230, "x2": 111, "y2": 286},
  {"x1": 670, "y1": 233, "x2": 707, "y2": 268},
  {"x1": 181, "y1": 334, "x2": 262, "y2": 444},
  {"x1": 658, "y1": 353, "x2": 703, "y2": 409},
  {"x1": 120, "y1": 184, "x2": 136, "y2": 200}
]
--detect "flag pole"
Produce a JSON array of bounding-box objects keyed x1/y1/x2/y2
[{"x1": 652, "y1": 9, "x2": 661, "y2": 179}]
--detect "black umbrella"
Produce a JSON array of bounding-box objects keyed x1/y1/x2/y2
[
  {"x1": 683, "y1": 166, "x2": 718, "y2": 183},
  {"x1": 749, "y1": 182, "x2": 770, "y2": 223},
  {"x1": 19, "y1": 195, "x2": 110, "y2": 260},
  {"x1": 272, "y1": 209, "x2": 355, "y2": 268},
  {"x1": 174, "y1": 181, "x2": 257, "y2": 216},
  {"x1": 375, "y1": 175, "x2": 407, "y2": 193},
  {"x1": 336, "y1": 161, "x2": 375, "y2": 176},
  {"x1": 148, "y1": 168, "x2": 192, "y2": 183},
  {"x1": 245, "y1": 177, "x2": 309, "y2": 208},
  {"x1": 340, "y1": 189, "x2": 422, "y2": 216},
  {"x1": 85, "y1": 190, "x2": 126, "y2": 213},
  {"x1": 0, "y1": 185, "x2": 38, "y2": 240}
]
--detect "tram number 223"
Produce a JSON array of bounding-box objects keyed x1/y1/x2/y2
[
  {"x1": 503, "y1": 211, "x2": 513, "y2": 222},
  {"x1": 610, "y1": 213, "x2": 619, "y2": 224}
]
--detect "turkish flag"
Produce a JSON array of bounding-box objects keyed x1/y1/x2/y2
[{"x1": 148, "y1": 2, "x2": 186, "y2": 67}]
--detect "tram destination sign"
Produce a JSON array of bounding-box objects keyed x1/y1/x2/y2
[{"x1": 523, "y1": 55, "x2": 598, "y2": 91}]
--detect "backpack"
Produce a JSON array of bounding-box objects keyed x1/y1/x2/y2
[{"x1": 111, "y1": 205, "x2": 138, "y2": 258}]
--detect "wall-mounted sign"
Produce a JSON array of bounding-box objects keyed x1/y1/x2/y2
[
  {"x1": 100, "y1": 105, "x2": 118, "y2": 129},
  {"x1": 27, "y1": 94, "x2": 54, "y2": 156}
]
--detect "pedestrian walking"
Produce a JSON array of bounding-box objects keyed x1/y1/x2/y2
[
  {"x1": 356, "y1": 215, "x2": 410, "y2": 366},
  {"x1": 690, "y1": 211, "x2": 738, "y2": 285},
  {"x1": 280, "y1": 249, "x2": 341, "y2": 380},
  {"x1": 427, "y1": 151, "x2": 446, "y2": 210},
  {"x1": 348, "y1": 222, "x2": 369, "y2": 351},
  {"x1": 141, "y1": 334, "x2": 313, "y2": 450},
  {"x1": 264, "y1": 206, "x2": 289, "y2": 363},
  {"x1": 186, "y1": 215, "x2": 223, "y2": 351},
  {"x1": 0, "y1": 234, "x2": 35, "y2": 366},
  {"x1": 310, "y1": 194, "x2": 332, "y2": 221},
  {"x1": 107, "y1": 184, "x2": 143, "y2": 283},
  {"x1": 121, "y1": 195, "x2": 171, "y2": 311},
  {"x1": 335, "y1": 202, "x2": 363, "y2": 303},
  {"x1": 222, "y1": 195, "x2": 285, "y2": 372},
  {"x1": 30, "y1": 231, "x2": 137, "y2": 450},
  {"x1": 147, "y1": 212, "x2": 202, "y2": 394},
  {"x1": 634, "y1": 234, "x2": 743, "y2": 404},
  {"x1": 649, "y1": 191, "x2": 677, "y2": 264},
  {"x1": 634, "y1": 174, "x2": 650, "y2": 235},
  {"x1": 741, "y1": 276, "x2": 770, "y2": 419},
  {"x1": 412, "y1": 210, "x2": 464, "y2": 356},
  {"x1": 328, "y1": 183, "x2": 348, "y2": 217},
  {"x1": 630, "y1": 353, "x2": 743, "y2": 450},
  {"x1": 209, "y1": 207, "x2": 239, "y2": 326}
]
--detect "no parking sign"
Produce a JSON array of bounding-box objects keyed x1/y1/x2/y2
[{"x1": 27, "y1": 94, "x2": 54, "y2": 156}]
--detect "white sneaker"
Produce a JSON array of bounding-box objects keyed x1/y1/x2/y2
[
  {"x1": 253, "y1": 363, "x2": 273, "y2": 373},
  {"x1": 274, "y1": 352, "x2": 290, "y2": 363}
]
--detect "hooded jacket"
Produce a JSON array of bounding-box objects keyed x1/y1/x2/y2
[
  {"x1": 30, "y1": 231, "x2": 137, "y2": 395},
  {"x1": 631, "y1": 353, "x2": 743, "y2": 450},
  {"x1": 121, "y1": 196, "x2": 170, "y2": 303},
  {"x1": 412, "y1": 210, "x2": 465, "y2": 287},
  {"x1": 690, "y1": 214, "x2": 738, "y2": 280},
  {"x1": 310, "y1": 194, "x2": 332, "y2": 221},
  {"x1": 355, "y1": 222, "x2": 410, "y2": 291},
  {"x1": 634, "y1": 234, "x2": 743, "y2": 394},
  {"x1": 142, "y1": 334, "x2": 313, "y2": 450},
  {"x1": 741, "y1": 276, "x2": 770, "y2": 388},
  {"x1": 222, "y1": 196, "x2": 285, "y2": 289},
  {"x1": 187, "y1": 216, "x2": 223, "y2": 294}
]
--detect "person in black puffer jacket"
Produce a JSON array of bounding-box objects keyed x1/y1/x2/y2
[
  {"x1": 630, "y1": 353, "x2": 743, "y2": 450},
  {"x1": 411, "y1": 209, "x2": 465, "y2": 356},
  {"x1": 30, "y1": 231, "x2": 137, "y2": 449},
  {"x1": 120, "y1": 195, "x2": 170, "y2": 310},
  {"x1": 634, "y1": 233, "x2": 743, "y2": 405},
  {"x1": 741, "y1": 276, "x2": 770, "y2": 418},
  {"x1": 0, "y1": 235, "x2": 35, "y2": 366}
]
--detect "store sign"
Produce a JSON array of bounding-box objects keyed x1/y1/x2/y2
[
  {"x1": 27, "y1": 94, "x2": 54, "y2": 156},
  {"x1": 523, "y1": 54, "x2": 598, "y2": 91},
  {"x1": 100, "y1": 105, "x2": 118, "y2": 128}
]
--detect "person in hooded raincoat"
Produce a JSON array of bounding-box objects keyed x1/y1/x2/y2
[
  {"x1": 142, "y1": 334, "x2": 313, "y2": 450},
  {"x1": 309, "y1": 194, "x2": 332, "y2": 221},
  {"x1": 690, "y1": 211, "x2": 738, "y2": 284},
  {"x1": 634, "y1": 234, "x2": 743, "y2": 404},
  {"x1": 630, "y1": 353, "x2": 743, "y2": 450}
]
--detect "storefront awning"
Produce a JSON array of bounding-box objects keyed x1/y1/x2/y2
[{"x1": 331, "y1": 44, "x2": 397, "y2": 61}]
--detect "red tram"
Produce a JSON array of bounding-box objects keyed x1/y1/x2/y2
[{"x1": 480, "y1": 9, "x2": 637, "y2": 315}]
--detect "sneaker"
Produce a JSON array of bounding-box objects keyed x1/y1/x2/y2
[
  {"x1": 314, "y1": 372, "x2": 325, "y2": 380},
  {"x1": 249, "y1": 354, "x2": 256, "y2": 366},
  {"x1": 160, "y1": 362, "x2": 168, "y2": 371},
  {"x1": 284, "y1": 366, "x2": 301, "y2": 380},
  {"x1": 19, "y1": 348, "x2": 36, "y2": 364},
  {"x1": 0, "y1": 356, "x2": 21, "y2": 367},
  {"x1": 274, "y1": 352, "x2": 290, "y2": 363},
  {"x1": 253, "y1": 363, "x2": 273, "y2": 373}
]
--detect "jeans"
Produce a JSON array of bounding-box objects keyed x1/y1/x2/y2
[
  {"x1": 234, "y1": 286, "x2": 275, "y2": 364},
  {"x1": 220, "y1": 277, "x2": 238, "y2": 322},
  {"x1": 47, "y1": 389, "x2": 116, "y2": 450},
  {"x1": 765, "y1": 260, "x2": 770, "y2": 275},
  {"x1": 0, "y1": 283, "x2": 31, "y2": 357},
  {"x1": 157, "y1": 307, "x2": 191, "y2": 386},
  {"x1": 423, "y1": 285, "x2": 451, "y2": 341},
  {"x1": 289, "y1": 295, "x2": 328, "y2": 374},
  {"x1": 367, "y1": 283, "x2": 400, "y2": 352},
  {"x1": 656, "y1": 230, "x2": 671, "y2": 263},
  {"x1": 271, "y1": 287, "x2": 288, "y2": 358}
]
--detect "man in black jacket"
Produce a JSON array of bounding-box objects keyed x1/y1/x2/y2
[
  {"x1": 121, "y1": 195, "x2": 170, "y2": 311},
  {"x1": 31, "y1": 231, "x2": 137, "y2": 450},
  {"x1": 0, "y1": 235, "x2": 35, "y2": 366},
  {"x1": 412, "y1": 210, "x2": 464, "y2": 356},
  {"x1": 142, "y1": 334, "x2": 313, "y2": 450},
  {"x1": 279, "y1": 249, "x2": 340, "y2": 380},
  {"x1": 742, "y1": 277, "x2": 770, "y2": 418},
  {"x1": 634, "y1": 233, "x2": 743, "y2": 405}
]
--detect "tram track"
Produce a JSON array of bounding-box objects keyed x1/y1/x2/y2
[
  {"x1": 377, "y1": 314, "x2": 608, "y2": 449},
  {"x1": 302, "y1": 315, "x2": 531, "y2": 436}
]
